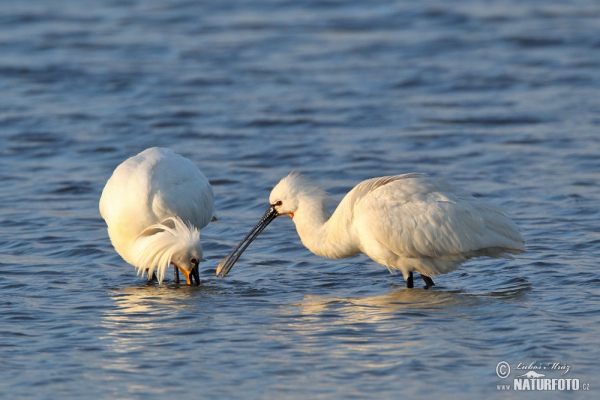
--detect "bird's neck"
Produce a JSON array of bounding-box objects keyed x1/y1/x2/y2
[{"x1": 292, "y1": 197, "x2": 359, "y2": 259}]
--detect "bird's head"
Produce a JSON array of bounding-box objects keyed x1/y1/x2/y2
[
  {"x1": 171, "y1": 245, "x2": 202, "y2": 285},
  {"x1": 268, "y1": 175, "x2": 300, "y2": 218},
  {"x1": 269, "y1": 173, "x2": 326, "y2": 218},
  {"x1": 132, "y1": 217, "x2": 203, "y2": 285},
  {"x1": 216, "y1": 173, "x2": 327, "y2": 279}
]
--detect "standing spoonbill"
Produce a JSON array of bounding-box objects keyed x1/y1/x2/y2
[
  {"x1": 100, "y1": 147, "x2": 216, "y2": 285},
  {"x1": 216, "y1": 173, "x2": 524, "y2": 288}
]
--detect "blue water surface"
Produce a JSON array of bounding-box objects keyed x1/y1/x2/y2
[{"x1": 1, "y1": 0, "x2": 599, "y2": 398}]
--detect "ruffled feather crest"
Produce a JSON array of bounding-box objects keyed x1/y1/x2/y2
[
  {"x1": 130, "y1": 217, "x2": 201, "y2": 284},
  {"x1": 271, "y1": 172, "x2": 330, "y2": 204}
]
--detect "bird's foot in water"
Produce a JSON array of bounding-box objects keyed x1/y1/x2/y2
[
  {"x1": 421, "y1": 275, "x2": 435, "y2": 290},
  {"x1": 406, "y1": 272, "x2": 435, "y2": 289}
]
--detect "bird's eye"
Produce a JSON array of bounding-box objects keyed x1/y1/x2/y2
[
  {"x1": 191, "y1": 258, "x2": 198, "y2": 264},
  {"x1": 274, "y1": 200, "x2": 282, "y2": 206}
]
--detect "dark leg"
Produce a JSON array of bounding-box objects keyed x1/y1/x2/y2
[
  {"x1": 174, "y1": 265, "x2": 180, "y2": 284},
  {"x1": 421, "y1": 275, "x2": 435, "y2": 289},
  {"x1": 151, "y1": 272, "x2": 158, "y2": 281},
  {"x1": 406, "y1": 271, "x2": 414, "y2": 288},
  {"x1": 191, "y1": 266, "x2": 200, "y2": 286}
]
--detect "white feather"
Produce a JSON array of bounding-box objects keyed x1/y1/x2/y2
[
  {"x1": 99, "y1": 147, "x2": 215, "y2": 284},
  {"x1": 270, "y1": 172, "x2": 524, "y2": 282},
  {"x1": 131, "y1": 217, "x2": 201, "y2": 283}
]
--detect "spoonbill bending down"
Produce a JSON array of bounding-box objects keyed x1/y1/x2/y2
[
  {"x1": 100, "y1": 147, "x2": 216, "y2": 285},
  {"x1": 217, "y1": 173, "x2": 524, "y2": 288}
]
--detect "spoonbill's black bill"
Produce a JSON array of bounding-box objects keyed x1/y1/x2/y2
[{"x1": 216, "y1": 205, "x2": 278, "y2": 278}]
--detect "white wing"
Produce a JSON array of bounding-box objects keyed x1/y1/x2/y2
[
  {"x1": 148, "y1": 149, "x2": 215, "y2": 229},
  {"x1": 352, "y1": 174, "x2": 524, "y2": 274},
  {"x1": 100, "y1": 147, "x2": 215, "y2": 249}
]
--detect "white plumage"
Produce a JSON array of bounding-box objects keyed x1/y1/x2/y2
[
  {"x1": 100, "y1": 147, "x2": 216, "y2": 285},
  {"x1": 217, "y1": 172, "x2": 524, "y2": 288}
]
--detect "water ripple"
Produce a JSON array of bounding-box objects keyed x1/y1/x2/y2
[{"x1": 1, "y1": 0, "x2": 600, "y2": 398}]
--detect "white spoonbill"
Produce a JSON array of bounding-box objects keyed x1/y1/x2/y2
[
  {"x1": 100, "y1": 147, "x2": 216, "y2": 285},
  {"x1": 216, "y1": 173, "x2": 524, "y2": 288}
]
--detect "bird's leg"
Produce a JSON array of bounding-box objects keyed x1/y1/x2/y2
[
  {"x1": 174, "y1": 264, "x2": 180, "y2": 284},
  {"x1": 421, "y1": 275, "x2": 435, "y2": 290},
  {"x1": 406, "y1": 272, "x2": 414, "y2": 288}
]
